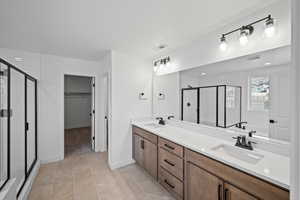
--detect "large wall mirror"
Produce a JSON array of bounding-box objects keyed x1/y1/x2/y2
[{"x1": 152, "y1": 46, "x2": 291, "y2": 142}]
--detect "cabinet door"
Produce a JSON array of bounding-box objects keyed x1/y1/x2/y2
[
  {"x1": 133, "y1": 134, "x2": 144, "y2": 167},
  {"x1": 185, "y1": 162, "x2": 223, "y2": 200},
  {"x1": 224, "y1": 183, "x2": 258, "y2": 200},
  {"x1": 144, "y1": 139, "x2": 158, "y2": 179}
]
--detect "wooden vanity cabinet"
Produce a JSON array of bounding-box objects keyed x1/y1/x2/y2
[
  {"x1": 185, "y1": 149, "x2": 289, "y2": 200},
  {"x1": 132, "y1": 126, "x2": 289, "y2": 200},
  {"x1": 133, "y1": 134, "x2": 144, "y2": 167},
  {"x1": 185, "y1": 161, "x2": 223, "y2": 200},
  {"x1": 158, "y1": 137, "x2": 184, "y2": 200},
  {"x1": 223, "y1": 183, "x2": 258, "y2": 200},
  {"x1": 132, "y1": 126, "x2": 158, "y2": 179}
]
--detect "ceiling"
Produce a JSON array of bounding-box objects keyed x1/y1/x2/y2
[
  {"x1": 0, "y1": 0, "x2": 280, "y2": 61},
  {"x1": 180, "y1": 45, "x2": 291, "y2": 78}
]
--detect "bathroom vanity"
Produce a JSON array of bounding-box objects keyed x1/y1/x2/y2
[{"x1": 132, "y1": 121, "x2": 290, "y2": 200}]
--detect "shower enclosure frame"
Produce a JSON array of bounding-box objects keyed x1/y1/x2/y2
[
  {"x1": 181, "y1": 85, "x2": 242, "y2": 128},
  {"x1": 0, "y1": 58, "x2": 38, "y2": 197}
]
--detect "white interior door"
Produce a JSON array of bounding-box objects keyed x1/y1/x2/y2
[
  {"x1": 103, "y1": 75, "x2": 108, "y2": 151},
  {"x1": 182, "y1": 89, "x2": 198, "y2": 123},
  {"x1": 269, "y1": 70, "x2": 290, "y2": 141},
  {"x1": 91, "y1": 77, "x2": 95, "y2": 151}
]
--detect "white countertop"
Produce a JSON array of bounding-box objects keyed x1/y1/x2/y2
[{"x1": 131, "y1": 119, "x2": 290, "y2": 190}]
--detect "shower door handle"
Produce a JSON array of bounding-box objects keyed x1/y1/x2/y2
[{"x1": 25, "y1": 122, "x2": 29, "y2": 131}]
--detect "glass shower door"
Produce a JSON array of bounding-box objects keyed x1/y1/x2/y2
[
  {"x1": 26, "y1": 78, "x2": 37, "y2": 174},
  {"x1": 182, "y1": 89, "x2": 199, "y2": 123},
  {"x1": 0, "y1": 63, "x2": 9, "y2": 189},
  {"x1": 10, "y1": 68, "x2": 26, "y2": 192}
]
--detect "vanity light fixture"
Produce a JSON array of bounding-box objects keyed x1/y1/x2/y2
[
  {"x1": 219, "y1": 15, "x2": 275, "y2": 50},
  {"x1": 264, "y1": 16, "x2": 275, "y2": 38},
  {"x1": 219, "y1": 35, "x2": 228, "y2": 51},
  {"x1": 153, "y1": 56, "x2": 171, "y2": 73},
  {"x1": 239, "y1": 26, "x2": 253, "y2": 46}
]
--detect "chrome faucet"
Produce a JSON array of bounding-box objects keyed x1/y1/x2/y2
[
  {"x1": 235, "y1": 121, "x2": 247, "y2": 129},
  {"x1": 233, "y1": 135, "x2": 256, "y2": 151},
  {"x1": 156, "y1": 117, "x2": 166, "y2": 125}
]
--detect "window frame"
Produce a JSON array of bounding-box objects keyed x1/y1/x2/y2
[{"x1": 247, "y1": 74, "x2": 270, "y2": 112}]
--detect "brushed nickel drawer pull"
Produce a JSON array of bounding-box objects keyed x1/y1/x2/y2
[
  {"x1": 164, "y1": 144, "x2": 175, "y2": 150},
  {"x1": 164, "y1": 159, "x2": 175, "y2": 167},
  {"x1": 164, "y1": 179, "x2": 175, "y2": 189}
]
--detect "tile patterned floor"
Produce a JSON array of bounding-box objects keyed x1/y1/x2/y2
[
  {"x1": 64, "y1": 127, "x2": 92, "y2": 157},
  {"x1": 28, "y1": 152, "x2": 175, "y2": 200}
]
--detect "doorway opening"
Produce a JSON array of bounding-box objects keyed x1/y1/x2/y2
[{"x1": 64, "y1": 75, "x2": 95, "y2": 157}]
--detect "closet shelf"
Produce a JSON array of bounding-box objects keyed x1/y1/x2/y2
[{"x1": 64, "y1": 92, "x2": 92, "y2": 96}]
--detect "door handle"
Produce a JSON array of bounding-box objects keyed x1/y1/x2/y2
[
  {"x1": 164, "y1": 179, "x2": 175, "y2": 189},
  {"x1": 140, "y1": 140, "x2": 145, "y2": 150},
  {"x1": 164, "y1": 159, "x2": 175, "y2": 167},
  {"x1": 164, "y1": 144, "x2": 175, "y2": 150},
  {"x1": 25, "y1": 122, "x2": 29, "y2": 131},
  {"x1": 269, "y1": 119, "x2": 278, "y2": 124},
  {"x1": 218, "y1": 184, "x2": 222, "y2": 200},
  {"x1": 224, "y1": 188, "x2": 229, "y2": 200}
]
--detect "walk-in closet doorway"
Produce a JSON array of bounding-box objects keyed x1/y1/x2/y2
[{"x1": 64, "y1": 75, "x2": 95, "y2": 157}]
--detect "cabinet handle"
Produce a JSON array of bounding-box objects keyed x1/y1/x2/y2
[
  {"x1": 164, "y1": 179, "x2": 175, "y2": 189},
  {"x1": 164, "y1": 144, "x2": 175, "y2": 150},
  {"x1": 164, "y1": 159, "x2": 175, "y2": 167},
  {"x1": 218, "y1": 184, "x2": 222, "y2": 200},
  {"x1": 140, "y1": 140, "x2": 145, "y2": 149},
  {"x1": 224, "y1": 188, "x2": 229, "y2": 200}
]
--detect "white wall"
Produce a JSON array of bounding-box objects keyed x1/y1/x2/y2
[
  {"x1": 291, "y1": 0, "x2": 300, "y2": 198},
  {"x1": 64, "y1": 76, "x2": 92, "y2": 129},
  {"x1": 109, "y1": 51, "x2": 152, "y2": 169},
  {"x1": 152, "y1": 72, "x2": 180, "y2": 119},
  {"x1": 40, "y1": 53, "x2": 110, "y2": 162},
  {"x1": 0, "y1": 48, "x2": 110, "y2": 164},
  {"x1": 155, "y1": 0, "x2": 291, "y2": 75}
]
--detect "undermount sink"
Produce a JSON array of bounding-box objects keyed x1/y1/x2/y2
[
  {"x1": 211, "y1": 144, "x2": 264, "y2": 164},
  {"x1": 143, "y1": 123, "x2": 163, "y2": 129}
]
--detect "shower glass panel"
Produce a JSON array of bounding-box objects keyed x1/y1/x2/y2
[
  {"x1": 226, "y1": 86, "x2": 241, "y2": 127},
  {"x1": 0, "y1": 63, "x2": 9, "y2": 189},
  {"x1": 218, "y1": 86, "x2": 225, "y2": 127},
  {"x1": 199, "y1": 87, "x2": 217, "y2": 126},
  {"x1": 181, "y1": 85, "x2": 241, "y2": 128},
  {"x1": 10, "y1": 68, "x2": 26, "y2": 192},
  {"x1": 182, "y1": 89, "x2": 198, "y2": 123},
  {"x1": 26, "y1": 78, "x2": 36, "y2": 173}
]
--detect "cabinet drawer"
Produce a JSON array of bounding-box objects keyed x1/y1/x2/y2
[
  {"x1": 185, "y1": 149, "x2": 289, "y2": 200},
  {"x1": 159, "y1": 148, "x2": 183, "y2": 181},
  {"x1": 159, "y1": 167, "x2": 183, "y2": 200},
  {"x1": 159, "y1": 137, "x2": 183, "y2": 158},
  {"x1": 132, "y1": 126, "x2": 158, "y2": 144}
]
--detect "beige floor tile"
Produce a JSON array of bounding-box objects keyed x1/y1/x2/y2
[
  {"x1": 29, "y1": 129, "x2": 174, "y2": 200},
  {"x1": 53, "y1": 181, "x2": 74, "y2": 200},
  {"x1": 28, "y1": 184, "x2": 54, "y2": 200}
]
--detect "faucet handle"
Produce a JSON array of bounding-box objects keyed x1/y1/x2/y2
[
  {"x1": 167, "y1": 115, "x2": 175, "y2": 120},
  {"x1": 248, "y1": 130, "x2": 257, "y2": 137}
]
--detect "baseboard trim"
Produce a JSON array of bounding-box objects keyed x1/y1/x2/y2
[
  {"x1": 41, "y1": 155, "x2": 62, "y2": 164},
  {"x1": 18, "y1": 160, "x2": 40, "y2": 200},
  {"x1": 109, "y1": 159, "x2": 135, "y2": 170}
]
